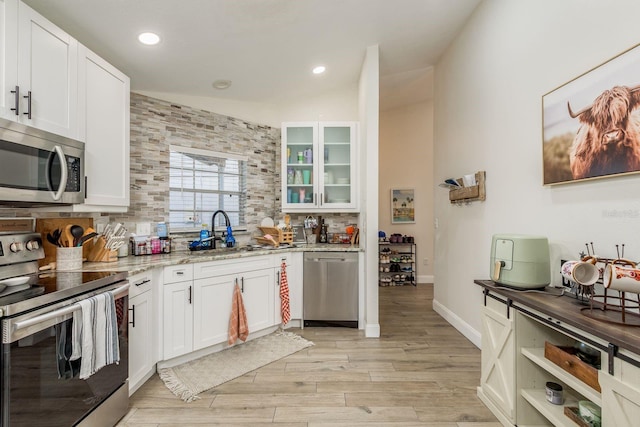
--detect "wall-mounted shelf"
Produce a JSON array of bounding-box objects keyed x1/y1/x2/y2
[{"x1": 448, "y1": 170, "x2": 486, "y2": 204}]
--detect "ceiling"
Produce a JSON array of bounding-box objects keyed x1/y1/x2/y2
[{"x1": 23, "y1": 0, "x2": 480, "y2": 111}]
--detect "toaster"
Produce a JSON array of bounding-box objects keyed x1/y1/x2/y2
[{"x1": 490, "y1": 234, "x2": 550, "y2": 289}]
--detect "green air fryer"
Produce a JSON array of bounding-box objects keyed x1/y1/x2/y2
[{"x1": 490, "y1": 234, "x2": 550, "y2": 289}]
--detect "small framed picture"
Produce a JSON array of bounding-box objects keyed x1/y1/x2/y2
[{"x1": 391, "y1": 188, "x2": 415, "y2": 223}]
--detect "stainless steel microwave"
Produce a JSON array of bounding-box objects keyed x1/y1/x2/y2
[{"x1": 0, "y1": 118, "x2": 84, "y2": 206}]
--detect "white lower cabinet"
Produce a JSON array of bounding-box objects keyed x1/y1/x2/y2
[
  {"x1": 162, "y1": 256, "x2": 281, "y2": 361},
  {"x1": 128, "y1": 270, "x2": 157, "y2": 395},
  {"x1": 162, "y1": 279, "x2": 194, "y2": 360},
  {"x1": 192, "y1": 274, "x2": 234, "y2": 350},
  {"x1": 241, "y1": 268, "x2": 275, "y2": 332},
  {"x1": 274, "y1": 252, "x2": 303, "y2": 326}
]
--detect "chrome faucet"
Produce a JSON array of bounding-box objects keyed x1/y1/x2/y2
[{"x1": 211, "y1": 210, "x2": 231, "y2": 249}]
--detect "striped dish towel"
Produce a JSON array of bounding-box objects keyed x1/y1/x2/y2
[
  {"x1": 228, "y1": 282, "x2": 249, "y2": 345},
  {"x1": 73, "y1": 292, "x2": 120, "y2": 380},
  {"x1": 280, "y1": 260, "x2": 290, "y2": 325}
]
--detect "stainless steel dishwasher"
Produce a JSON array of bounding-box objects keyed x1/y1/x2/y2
[{"x1": 303, "y1": 252, "x2": 358, "y2": 328}]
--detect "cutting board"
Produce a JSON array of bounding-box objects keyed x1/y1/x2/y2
[{"x1": 35, "y1": 218, "x2": 94, "y2": 267}]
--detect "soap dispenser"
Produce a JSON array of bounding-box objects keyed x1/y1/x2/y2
[
  {"x1": 225, "y1": 226, "x2": 235, "y2": 248},
  {"x1": 200, "y1": 223, "x2": 210, "y2": 248}
]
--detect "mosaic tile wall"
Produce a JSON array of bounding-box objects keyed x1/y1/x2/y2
[{"x1": 111, "y1": 93, "x2": 281, "y2": 249}]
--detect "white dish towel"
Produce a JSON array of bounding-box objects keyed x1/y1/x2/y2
[{"x1": 71, "y1": 291, "x2": 120, "y2": 379}]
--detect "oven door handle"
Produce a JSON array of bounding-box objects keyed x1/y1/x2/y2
[{"x1": 12, "y1": 284, "x2": 129, "y2": 332}]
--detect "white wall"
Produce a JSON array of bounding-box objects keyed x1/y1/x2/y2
[
  {"x1": 433, "y1": 0, "x2": 640, "y2": 347},
  {"x1": 379, "y1": 101, "x2": 434, "y2": 281}
]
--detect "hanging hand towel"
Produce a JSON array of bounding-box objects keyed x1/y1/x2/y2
[
  {"x1": 76, "y1": 292, "x2": 120, "y2": 380},
  {"x1": 228, "y1": 281, "x2": 249, "y2": 345},
  {"x1": 280, "y1": 260, "x2": 290, "y2": 325}
]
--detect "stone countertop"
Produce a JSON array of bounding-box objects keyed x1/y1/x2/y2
[{"x1": 81, "y1": 244, "x2": 361, "y2": 275}]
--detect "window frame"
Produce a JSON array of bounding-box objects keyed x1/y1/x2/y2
[{"x1": 168, "y1": 144, "x2": 248, "y2": 233}]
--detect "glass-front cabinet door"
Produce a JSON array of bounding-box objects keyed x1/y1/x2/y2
[
  {"x1": 319, "y1": 123, "x2": 356, "y2": 209},
  {"x1": 282, "y1": 122, "x2": 317, "y2": 209},
  {"x1": 281, "y1": 121, "x2": 357, "y2": 212}
]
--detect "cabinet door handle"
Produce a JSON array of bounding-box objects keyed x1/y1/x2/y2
[
  {"x1": 320, "y1": 193, "x2": 323, "y2": 206},
  {"x1": 276, "y1": 270, "x2": 280, "y2": 286},
  {"x1": 10, "y1": 86, "x2": 19, "y2": 115},
  {"x1": 241, "y1": 277, "x2": 244, "y2": 293},
  {"x1": 188, "y1": 285, "x2": 192, "y2": 304},
  {"x1": 23, "y1": 91, "x2": 31, "y2": 119},
  {"x1": 128, "y1": 305, "x2": 136, "y2": 327}
]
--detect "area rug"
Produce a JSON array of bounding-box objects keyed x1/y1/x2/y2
[{"x1": 158, "y1": 330, "x2": 314, "y2": 402}]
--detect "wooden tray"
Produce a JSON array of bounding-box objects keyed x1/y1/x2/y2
[{"x1": 545, "y1": 341, "x2": 601, "y2": 392}]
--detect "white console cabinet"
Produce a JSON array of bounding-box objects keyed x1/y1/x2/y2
[{"x1": 477, "y1": 281, "x2": 640, "y2": 427}]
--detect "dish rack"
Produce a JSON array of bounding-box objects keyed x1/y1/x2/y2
[{"x1": 256, "y1": 227, "x2": 293, "y2": 247}]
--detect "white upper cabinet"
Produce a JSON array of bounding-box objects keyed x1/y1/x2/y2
[
  {"x1": 15, "y1": 0, "x2": 79, "y2": 139},
  {"x1": 0, "y1": 0, "x2": 18, "y2": 121},
  {"x1": 76, "y1": 45, "x2": 130, "y2": 210},
  {"x1": 1, "y1": 0, "x2": 131, "y2": 211},
  {"x1": 282, "y1": 121, "x2": 358, "y2": 212}
]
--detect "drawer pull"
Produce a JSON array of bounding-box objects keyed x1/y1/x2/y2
[{"x1": 134, "y1": 279, "x2": 151, "y2": 287}]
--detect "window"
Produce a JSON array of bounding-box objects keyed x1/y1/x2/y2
[{"x1": 169, "y1": 145, "x2": 247, "y2": 231}]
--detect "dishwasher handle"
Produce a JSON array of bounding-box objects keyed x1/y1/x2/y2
[{"x1": 309, "y1": 257, "x2": 356, "y2": 263}]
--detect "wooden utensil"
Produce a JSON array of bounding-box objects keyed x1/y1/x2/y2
[
  {"x1": 35, "y1": 218, "x2": 94, "y2": 267},
  {"x1": 61, "y1": 225, "x2": 74, "y2": 247}
]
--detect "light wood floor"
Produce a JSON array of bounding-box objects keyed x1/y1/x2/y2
[{"x1": 118, "y1": 284, "x2": 500, "y2": 426}]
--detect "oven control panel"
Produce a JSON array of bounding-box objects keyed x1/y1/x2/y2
[{"x1": 0, "y1": 232, "x2": 44, "y2": 265}]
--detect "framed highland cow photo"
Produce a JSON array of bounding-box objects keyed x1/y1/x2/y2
[{"x1": 542, "y1": 43, "x2": 640, "y2": 185}]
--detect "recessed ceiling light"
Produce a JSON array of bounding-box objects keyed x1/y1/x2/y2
[
  {"x1": 138, "y1": 32, "x2": 160, "y2": 45},
  {"x1": 312, "y1": 65, "x2": 326, "y2": 75},
  {"x1": 212, "y1": 80, "x2": 232, "y2": 90}
]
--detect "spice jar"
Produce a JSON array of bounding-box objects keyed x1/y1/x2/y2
[{"x1": 545, "y1": 382, "x2": 563, "y2": 405}]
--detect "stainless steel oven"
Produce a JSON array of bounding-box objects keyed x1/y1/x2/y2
[
  {"x1": 0, "y1": 231, "x2": 128, "y2": 426},
  {"x1": 0, "y1": 118, "x2": 84, "y2": 206}
]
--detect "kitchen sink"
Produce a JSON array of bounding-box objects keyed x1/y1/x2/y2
[{"x1": 188, "y1": 246, "x2": 248, "y2": 255}]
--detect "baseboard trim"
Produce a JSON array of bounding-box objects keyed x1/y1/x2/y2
[
  {"x1": 365, "y1": 323, "x2": 380, "y2": 338},
  {"x1": 418, "y1": 275, "x2": 434, "y2": 284},
  {"x1": 432, "y1": 298, "x2": 481, "y2": 348}
]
